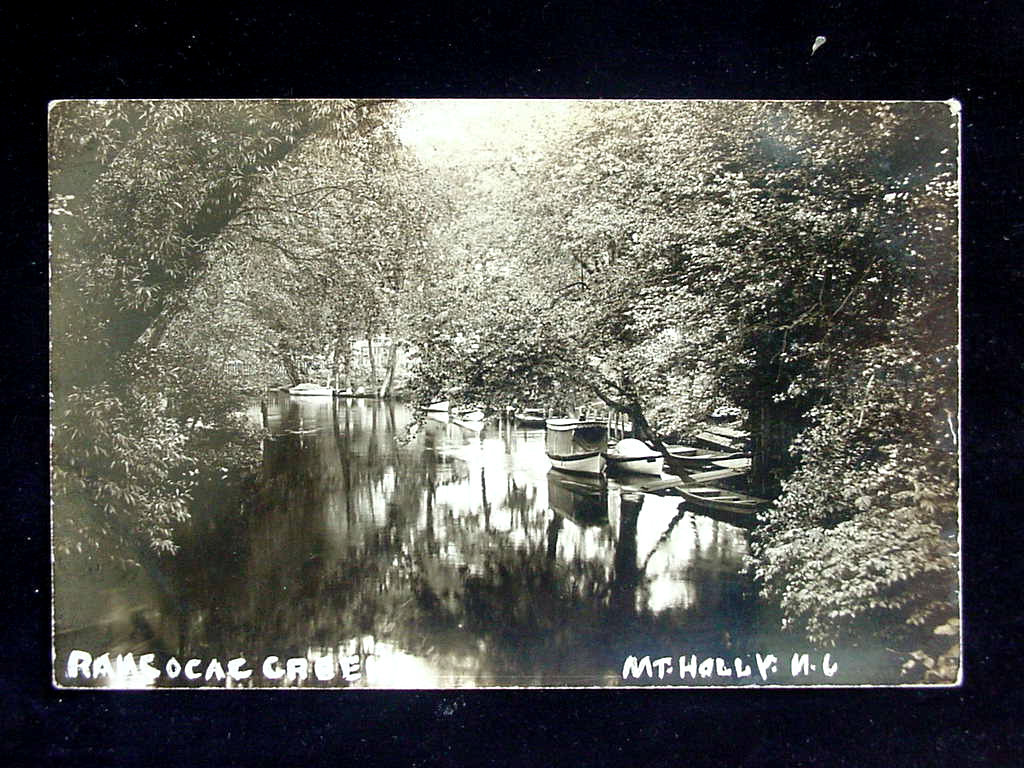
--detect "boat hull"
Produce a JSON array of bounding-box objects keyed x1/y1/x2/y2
[
  {"x1": 425, "y1": 400, "x2": 450, "y2": 412},
  {"x1": 288, "y1": 386, "x2": 334, "y2": 397},
  {"x1": 545, "y1": 419, "x2": 608, "y2": 476},
  {"x1": 678, "y1": 486, "x2": 767, "y2": 516},
  {"x1": 664, "y1": 450, "x2": 748, "y2": 476},
  {"x1": 605, "y1": 438, "x2": 663, "y2": 476},
  {"x1": 710, "y1": 457, "x2": 752, "y2": 470},
  {"x1": 548, "y1": 452, "x2": 606, "y2": 476},
  {"x1": 451, "y1": 409, "x2": 486, "y2": 431},
  {"x1": 606, "y1": 455, "x2": 663, "y2": 476}
]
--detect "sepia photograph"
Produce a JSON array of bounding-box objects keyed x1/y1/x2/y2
[{"x1": 49, "y1": 98, "x2": 960, "y2": 688}]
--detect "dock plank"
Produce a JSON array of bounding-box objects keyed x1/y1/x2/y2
[
  {"x1": 617, "y1": 466, "x2": 747, "y2": 495},
  {"x1": 705, "y1": 425, "x2": 750, "y2": 440},
  {"x1": 689, "y1": 467, "x2": 747, "y2": 482},
  {"x1": 695, "y1": 431, "x2": 741, "y2": 450}
]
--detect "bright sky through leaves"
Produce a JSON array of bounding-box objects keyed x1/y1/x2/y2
[{"x1": 396, "y1": 99, "x2": 575, "y2": 165}]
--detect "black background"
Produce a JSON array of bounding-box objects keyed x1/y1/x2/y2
[{"x1": 4, "y1": 1, "x2": 1022, "y2": 765}]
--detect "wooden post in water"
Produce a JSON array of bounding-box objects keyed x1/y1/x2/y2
[{"x1": 366, "y1": 334, "x2": 378, "y2": 394}]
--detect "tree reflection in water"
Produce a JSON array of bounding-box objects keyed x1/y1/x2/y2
[{"x1": 69, "y1": 396, "x2": 758, "y2": 687}]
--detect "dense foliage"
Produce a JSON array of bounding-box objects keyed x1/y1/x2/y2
[
  {"x1": 398, "y1": 101, "x2": 960, "y2": 678},
  {"x1": 50, "y1": 100, "x2": 959, "y2": 680},
  {"x1": 50, "y1": 99, "x2": 405, "y2": 568}
]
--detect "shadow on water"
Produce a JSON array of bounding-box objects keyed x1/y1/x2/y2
[{"x1": 56, "y1": 395, "x2": 891, "y2": 687}]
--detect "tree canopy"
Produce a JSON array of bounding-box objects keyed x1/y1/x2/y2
[
  {"x1": 397, "y1": 100, "x2": 959, "y2": 669},
  {"x1": 50, "y1": 99, "x2": 414, "y2": 563},
  {"x1": 50, "y1": 99, "x2": 959, "y2": 680}
]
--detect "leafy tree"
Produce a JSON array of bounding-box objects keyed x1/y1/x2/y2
[
  {"x1": 400, "y1": 100, "x2": 959, "y2": 675},
  {"x1": 50, "y1": 99, "x2": 397, "y2": 567}
]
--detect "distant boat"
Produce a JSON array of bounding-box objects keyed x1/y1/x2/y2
[
  {"x1": 677, "y1": 486, "x2": 768, "y2": 516},
  {"x1": 605, "y1": 438, "x2": 663, "y2": 476},
  {"x1": 545, "y1": 418, "x2": 607, "y2": 476},
  {"x1": 452, "y1": 409, "x2": 486, "y2": 432},
  {"x1": 288, "y1": 383, "x2": 334, "y2": 396},
  {"x1": 424, "y1": 400, "x2": 450, "y2": 412},
  {"x1": 514, "y1": 408, "x2": 547, "y2": 427}
]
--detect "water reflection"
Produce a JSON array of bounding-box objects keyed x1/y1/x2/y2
[{"x1": 56, "y1": 395, "x2": 760, "y2": 687}]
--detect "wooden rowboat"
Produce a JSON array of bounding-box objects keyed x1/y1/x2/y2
[
  {"x1": 288, "y1": 383, "x2": 334, "y2": 397},
  {"x1": 452, "y1": 409, "x2": 486, "y2": 432},
  {"x1": 710, "y1": 457, "x2": 753, "y2": 470},
  {"x1": 678, "y1": 486, "x2": 768, "y2": 516},
  {"x1": 663, "y1": 449, "x2": 747, "y2": 477}
]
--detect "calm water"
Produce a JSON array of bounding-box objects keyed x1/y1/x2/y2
[{"x1": 56, "y1": 394, "x2": 770, "y2": 688}]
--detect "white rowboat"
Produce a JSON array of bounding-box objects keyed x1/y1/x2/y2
[{"x1": 605, "y1": 438, "x2": 663, "y2": 476}]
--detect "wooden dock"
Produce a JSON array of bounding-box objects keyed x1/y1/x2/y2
[{"x1": 695, "y1": 430, "x2": 742, "y2": 451}]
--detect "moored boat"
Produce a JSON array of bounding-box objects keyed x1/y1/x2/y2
[
  {"x1": 665, "y1": 444, "x2": 697, "y2": 455},
  {"x1": 288, "y1": 383, "x2": 334, "y2": 397},
  {"x1": 545, "y1": 418, "x2": 607, "y2": 476},
  {"x1": 677, "y1": 486, "x2": 768, "y2": 516},
  {"x1": 425, "y1": 400, "x2": 450, "y2": 413},
  {"x1": 663, "y1": 448, "x2": 748, "y2": 477},
  {"x1": 452, "y1": 409, "x2": 486, "y2": 431},
  {"x1": 605, "y1": 438, "x2": 664, "y2": 476},
  {"x1": 710, "y1": 457, "x2": 752, "y2": 471}
]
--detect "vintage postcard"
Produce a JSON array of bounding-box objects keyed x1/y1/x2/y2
[{"x1": 49, "y1": 99, "x2": 960, "y2": 688}]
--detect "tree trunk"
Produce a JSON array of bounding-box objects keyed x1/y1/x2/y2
[
  {"x1": 629, "y1": 403, "x2": 671, "y2": 456},
  {"x1": 378, "y1": 340, "x2": 399, "y2": 399},
  {"x1": 331, "y1": 338, "x2": 344, "y2": 390},
  {"x1": 584, "y1": 377, "x2": 672, "y2": 457},
  {"x1": 610, "y1": 496, "x2": 641, "y2": 616},
  {"x1": 343, "y1": 338, "x2": 354, "y2": 392},
  {"x1": 366, "y1": 334, "x2": 378, "y2": 393},
  {"x1": 744, "y1": 330, "x2": 805, "y2": 498},
  {"x1": 749, "y1": 395, "x2": 802, "y2": 499},
  {"x1": 281, "y1": 353, "x2": 301, "y2": 386},
  {"x1": 322, "y1": 338, "x2": 336, "y2": 387}
]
